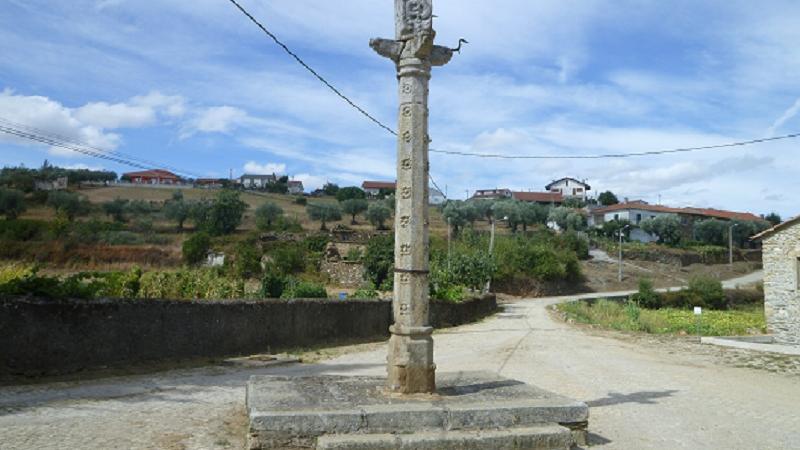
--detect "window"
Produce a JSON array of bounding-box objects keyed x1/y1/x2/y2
[
  {"x1": 636, "y1": 213, "x2": 642, "y2": 224},
  {"x1": 576, "y1": 188, "x2": 583, "y2": 193},
  {"x1": 614, "y1": 214, "x2": 619, "y2": 220}
]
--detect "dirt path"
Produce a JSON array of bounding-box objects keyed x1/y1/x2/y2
[{"x1": 1, "y1": 272, "x2": 796, "y2": 449}]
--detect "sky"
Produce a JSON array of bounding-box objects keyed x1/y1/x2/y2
[{"x1": 0, "y1": 0, "x2": 798, "y2": 217}]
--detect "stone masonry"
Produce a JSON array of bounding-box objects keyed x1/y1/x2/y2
[{"x1": 761, "y1": 220, "x2": 800, "y2": 345}]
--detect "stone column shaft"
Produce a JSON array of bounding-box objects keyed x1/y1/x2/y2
[{"x1": 386, "y1": 57, "x2": 434, "y2": 394}]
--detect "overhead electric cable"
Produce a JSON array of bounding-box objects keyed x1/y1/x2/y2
[
  {"x1": 0, "y1": 117, "x2": 201, "y2": 177},
  {"x1": 226, "y1": 0, "x2": 397, "y2": 137},
  {"x1": 428, "y1": 133, "x2": 800, "y2": 159},
  {"x1": 225, "y1": 0, "x2": 798, "y2": 164},
  {"x1": 0, "y1": 122, "x2": 200, "y2": 177}
]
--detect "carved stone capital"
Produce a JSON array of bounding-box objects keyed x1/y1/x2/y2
[
  {"x1": 430, "y1": 45, "x2": 454, "y2": 67},
  {"x1": 369, "y1": 38, "x2": 403, "y2": 63}
]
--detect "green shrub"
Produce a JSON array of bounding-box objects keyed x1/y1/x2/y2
[
  {"x1": 259, "y1": 271, "x2": 287, "y2": 298},
  {"x1": 351, "y1": 282, "x2": 378, "y2": 299},
  {"x1": 345, "y1": 247, "x2": 363, "y2": 262},
  {"x1": 194, "y1": 190, "x2": 247, "y2": 236},
  {"x1": 631, "y1": 278, "x2": 659, "y2": 309},
  {"x1": 231, "y1": 240, "x2": 263, "y2": 279},
  {"x1": 255, "y1": 202, "x2": 284, "y2": 231},
  {"x1": 182, "y1": 232, "x2": 211, "y2": 265},
  {"x1": 0, "y1": 219, "x2": 48, "y2": 241},
  {"x1": 303, "y1": 234, "x2": 330, "y2": 252},
  {"x1": 99, "y1": 230, "x2": 144, "y2": 245},
  {"x1": 363, "y1": 234, "x2": 394, "y2": 288},
  {"x1": 294, "y1": 196, "x2": 307, "y2": 205},
  {"x1": 271, "y1": 243, "x2": 306, "y2": 274},
  {"x1": 686, "y1": 276, "x2": 725, "y2": 309},
  {"x1": 432, "y1": 284, "x2": 466, "y2": 302},
  {"x1": 138, "y1": 268, "x2": 244, "y2": 299},
  {"x1": 280, "y1": 278, "x2": 327, "y2": 299},
  {"x1": 0, "y1": 188, "x2": 27, "y2": 219},
  {"x1": 335, "y1": 186, "x2": 366, "y2": 202}
]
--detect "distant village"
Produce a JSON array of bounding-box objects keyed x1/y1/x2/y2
[{"x1": 111, "y1": 168, "x2": 771, "y2": 245}]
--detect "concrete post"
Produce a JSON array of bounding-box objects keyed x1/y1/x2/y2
[{"x1": 370, "y1": 0, "x2": 456, "y2": 394}]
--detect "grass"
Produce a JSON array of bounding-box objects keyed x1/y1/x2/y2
[{"x1": 557, "y1": 299, "x2": 766, "y2": 336}]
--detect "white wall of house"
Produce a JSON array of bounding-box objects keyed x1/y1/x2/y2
[
  {"x1": 364, "y1": 187, "x2": 381, "y2": 197},
  {"x1": 548, "y1": 179, "x2": 589, "y2": 199},
  {"x1": 429, "y1": 189, "x2": 445, "y2": 205},
  {"x1": 603, "y1": 209, "x2": 668, "y2": 226}
]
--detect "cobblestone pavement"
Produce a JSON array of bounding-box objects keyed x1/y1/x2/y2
[{"x1": 1, "y1": 274, "x2": 798, "y2": 449}]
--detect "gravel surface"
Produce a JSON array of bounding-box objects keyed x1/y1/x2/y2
[{"x1": 1, "y1": 273, "x2": 797, "y2": 449}]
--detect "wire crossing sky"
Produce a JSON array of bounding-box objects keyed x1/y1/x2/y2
[{"x1": 0, "y1": 1, "x2": 799, "y2": 215}]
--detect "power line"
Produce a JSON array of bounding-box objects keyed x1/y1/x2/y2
[
  {"x1": 428, "y1": 133, "x2": 800, "y2": 159},
  {"x1": 226, "y1": 0, "x2": 397, "y2": 137},
  {"x1": 0, "y1": 121, "x2": 200, "y2": 178},
  {"x1": 0, "y1": 117, "x2": 201, "y2": 177},
  {"x1": 225, "y1": 0, "x2": 798, "y2": 166}
]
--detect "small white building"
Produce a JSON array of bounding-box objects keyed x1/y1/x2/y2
[
  {"x1": 240, "y1": 174, "x2": 277, "y2": 189},
  {"x1": 471, "y1": 188, "x2": 513, "y2": 200},
  {"x1": 287, "y1": 180, "x2": 304, "y2": 195},
  {"x1": 361, "y1": 181, "x2": 396, "y2": 198},
  {"x1": 429, "y1": 187, "x2": 446, "y2": 205},
  {"x1": 545, "y1": 177, "x2": 591, "y2": 200},
  {"x1": 753, "y1": 216, "x2": 800, "y2": 346}
]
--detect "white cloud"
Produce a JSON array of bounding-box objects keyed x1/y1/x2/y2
[
  {"x1": 243, "y1": 161, "x2": 286, "y2": 175},
  {"x1": 181, "y1": 106, "x2": 248, "y2": 138},
  {"x1": 766, "y1": 97, "x2": 800, "y2": 137},
  {"x1": 0, "y1": 89, "x2": 120, "y2": 157},
  {"x1": 75, "y1": 91, "x2": 186, "y2": 129},
  {"x1": 293, "y1": 173, "x2": 328, "y2": 191}
]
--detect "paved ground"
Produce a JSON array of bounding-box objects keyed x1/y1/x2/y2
[{"x1": 1, "y1": 272, "x2": 797, "y2": 450}]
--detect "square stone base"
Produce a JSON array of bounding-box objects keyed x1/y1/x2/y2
[{"x1": 246, "y1": 371, "x2": 589, "y2": 449}]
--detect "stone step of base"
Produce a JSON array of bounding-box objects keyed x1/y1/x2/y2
[{"x1": 315, "y1": 423, "x2": 574, "y2": 450}]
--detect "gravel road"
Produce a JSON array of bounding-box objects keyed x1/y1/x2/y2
[{"x1": 1, "y1": 273, "x2": 797, "y2": 449}]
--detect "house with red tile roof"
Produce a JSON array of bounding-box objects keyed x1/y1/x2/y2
[{"x1": 122, "y1": 169, "x2": 181, "y2": 185}]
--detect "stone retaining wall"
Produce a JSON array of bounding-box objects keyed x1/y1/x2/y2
[
  {"x1": 0, "y1": 295, "x2": 496, "y2": 377},
  {"x1": 762, "y1": 222, "x2": 800, "y2": 345}
]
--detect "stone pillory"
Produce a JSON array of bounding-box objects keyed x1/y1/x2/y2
[
  {"x1": 370, "y1": 0, "x2": 458, "y2": 394},
  {"x1": 753, "y1": 216, "x2": 800, "y2": 346}
]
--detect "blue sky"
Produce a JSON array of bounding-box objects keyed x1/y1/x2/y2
[{"x1": 1, "y1": 0, "x2": 798, "y2": 217}]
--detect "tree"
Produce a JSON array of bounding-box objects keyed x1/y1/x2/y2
[
  {"x1": 492, "y1": 200, "x2": 522, "y2": 232},
  {"x1": 102, "y1": 198, "x2": 129, "y2": 222},
  {"x1": 46, "y1": 191, "x2": 88, "y2": 221},
  {"x1": 764, "y1": 212, "x2": 781, "y2": 226},
  {"x1": 254, "y1": 202, "x2": 284, "y2": 230},
  {"x1": 518, "y1": 202, "x2": 547, "y2": 231},
  {"x1": 322, "y1": 182, "x2": 339, "y2": 196},
  {"x1": 194, "y1": 190, "x2": 247, "y2": 236},
  {"x1": 693, "y1": 219, "x2": 727, "y2": 245},
  {"x1": 340, "y1": 198, "x2": 368, "y2": 224},
  {"x1": 640, "y1": 214, "x2": 682, "y2": 245},
  {"x1": 565, "y1": 211, "x2": 587, "y2": 231},
  {"x1": 598, "y1": 191, "x2": 619, "y2": 206},
  {"x1": 547, "y1": 206, "x2": 572, "y2": 230},
  {"x1": 164, "y1": 198, "x2": 192, "y2": 230},
  {"x1": 335, "y1": 186, "x2": 366, "y2": 202},
  {"x1": 0, "y1": 188, "x2": 26, "y2": 219},
  {"x1": 562, "y1": 197, "x2": 586, "y2": 208},
  {"x1": 366, "y1": 203, "x2": 391, "y2": 230},
  {"x1": 470, "y1": 199, "x2": 495, "y2": 223},
  {"x1": 442, "y1": 201, "x2": 470, "y2": 235},
  {"x1": 182, "y1": 232, "x2": 211, "y2": 265},
  {"x1": 306, "y1": 202, "x2": 342, "y2": 230},
  {"x1": 363, "y1": 234, "x2": 394, "y2": 289},
  {"x1": 601, "y1": 219, "x2": 631, "y2": 239}
]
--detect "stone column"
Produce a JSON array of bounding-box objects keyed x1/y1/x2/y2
[{"x1": 371, "y1": 0, "x2": 455, "y2": 395}]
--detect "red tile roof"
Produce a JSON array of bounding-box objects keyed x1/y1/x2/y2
[
  {"x1": 123, "y1": 169, "x2": 179, "y2": 179},
  {"x1": 362, "y1": 181, "x2": 396, "y2": 190},
  {"x1": 512, "y1": 191, "x2": 563, "y2": 203},
  {"x1": 593, "y1": 201, "x2": 763, "y2": 222}
]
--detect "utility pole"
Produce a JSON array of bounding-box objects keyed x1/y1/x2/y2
[
  {"x1": 618, "y1": 224, "x2": 630, "y2": 282},
  {"x1": 729, "y1": 223, "x2": 738, "y2": 266},
  {"x1": 371, "y1": 0, "x2": 458, "y2": 394}
]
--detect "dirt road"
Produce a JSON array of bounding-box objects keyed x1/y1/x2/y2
[{"x1": 1, "y1": 276, "x2": 797, "y2": 449}]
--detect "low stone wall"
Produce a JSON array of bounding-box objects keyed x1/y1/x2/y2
[{"x1": 0, "y1": 294, "x2": 496, "y2": 377}]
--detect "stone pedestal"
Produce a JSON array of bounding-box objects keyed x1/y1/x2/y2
[{"x1": 246, "y1": 371, "x2": 589, "y2": 450}]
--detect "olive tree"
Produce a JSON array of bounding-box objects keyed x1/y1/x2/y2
[{"x1": 307, "y1": 202, "x2": 342, "y2": 230}]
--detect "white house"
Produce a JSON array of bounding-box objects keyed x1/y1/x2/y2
[
  {"x1": 471, "y1": 188, "x2": 513, "y2": 200},
  {"x1": 287, "y1": 180, "x2": 304, "y2": 195},
  {"x1": 240, "y1": 174, "x2": 277, "y2": 189},
  {"x1": 545, "y1": 177, "x2": 591, "y2": 200},
  {"x1": 429, "y1": 187, "x2": 446, "y2": 205},
  {"x1": 362, "y1": 181, "x2": 396, "y2": 197}
]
